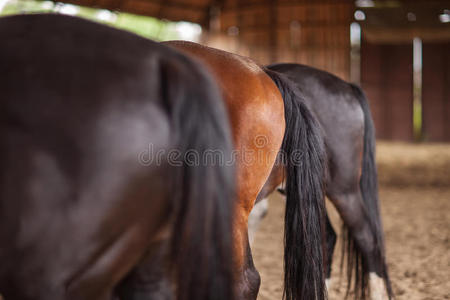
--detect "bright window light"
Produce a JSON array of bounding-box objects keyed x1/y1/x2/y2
[
  {"x1": 59, "y1": 4, "x2": 79, "y2": 15},
  {"x1": 96, "y1": 9, "x2": 116, "y2": 22},
  {"x1": 175, "y1": 22, "x2": 202, "y2": 41},
  {"x1": 355, "y1": 0, "x2": 375, "y2": 8},
  {"x1": 41, "y1": 1, "x2": 54, "y2": 10},
  {"x1": 0, "y1": 0, "x2": 10, "y2": 12},
  {"x1": 350, "y1": 22, "x2": 361, "y2": 46},
  {"x1": 439, "y1": 13, "x2": 450, "y2": 23},
  {"x1": 354, "y1": 10, "x2": 366, "y2": 21},
  {"x1": 413, "y1": 37, "x2": 422, "y2": 141}
]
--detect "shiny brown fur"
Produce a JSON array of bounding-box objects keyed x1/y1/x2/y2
[{"x1": 164, "y1": 41, "x2": 285, "y2": 299}]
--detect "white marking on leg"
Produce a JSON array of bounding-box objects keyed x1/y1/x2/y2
[
  {"x1": 325, "y1": 278, "x2": 333, "y2": 291},
  {"x1": 248, "y1": 198, "x2": 269, "y2": 245},
  {"x1": 369, "y1": 272, "x2": 388, "y2": 300},
  {"x1": 276, "y1": 182, "x2": 287, "y2": 197}
]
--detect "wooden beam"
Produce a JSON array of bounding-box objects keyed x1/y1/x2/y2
[{"x1": 270, "y1": 0, "x2": 277, "y2": 62}]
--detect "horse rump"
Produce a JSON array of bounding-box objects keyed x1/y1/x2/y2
[{"x1": 0, "y1": 14, "x2": 236, "y2": 300}]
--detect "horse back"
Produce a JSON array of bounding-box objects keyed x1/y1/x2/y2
[{"x1": 266, "y1": 63, "x2": 364, "y2": 129}]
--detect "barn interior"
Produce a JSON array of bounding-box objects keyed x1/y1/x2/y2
[{"x1": 0, "y1": 0, "x2": 449, "y2": 299}]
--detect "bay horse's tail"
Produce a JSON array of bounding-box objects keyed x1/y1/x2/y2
[
  {"x1": 264, "y1": 68, "x2": 328, "y2": 300},
  {"x1": 343, "y1": 84, "x2": 392, "y2": 299},
  {"x1": 163, "y1": 56, "x2": 235, "y2": 300}
]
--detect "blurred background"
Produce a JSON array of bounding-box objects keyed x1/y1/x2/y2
[
  {"x1": 1, "y1": 0, "x2": 449, "y2": 143},
  {"x1": 1, "y1": 0, "x2": 449, "y2": 299}
]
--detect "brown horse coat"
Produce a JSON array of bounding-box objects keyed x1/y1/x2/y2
[{"x1": 164, "y1": 41, "x2": 285, "y2": 298}]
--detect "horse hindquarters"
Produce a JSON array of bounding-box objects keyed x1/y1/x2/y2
[
  {"x1": 321, "y1": 84, "x2": 391, "y2": 300},
  {"x1": 0, "y1": 15, "x2": 236, "y2": 300},
  {"x1": 267, "y1": 63, "x2": 392, "y2": 300},
  {"x1": 343, "y1": 85, "x2": 392, "y2": 299},
  {"x1": 117, "y1": 52, "x2": 236, "y2": 300}
]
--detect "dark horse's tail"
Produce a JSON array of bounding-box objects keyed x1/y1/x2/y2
[
  {"x1": 264, "y1": 68, "x2": 328, "y2": 300},
  {"x1": 162, "y1": 55, "x2": 235, "y2": 300},
  {"x1": 344, "y1": 83, "x2": 392, "y2": 299}
]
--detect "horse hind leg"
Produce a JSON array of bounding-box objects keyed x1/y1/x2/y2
[
  {"x1": 233, "y1": 214, "x2": 261, "y2": 300},
  {"x1": 329, "y1": 188, "x2": 388, "y2": 300},
  {"x1": 241, "y1": 241, "x2": 261, "y2": 300},
  {"x1": 114, "y1": 241, "x2": 174, "y2": 300},
  {"x1": 324, "y1": 211, "x2": 337, "y2": 291}
]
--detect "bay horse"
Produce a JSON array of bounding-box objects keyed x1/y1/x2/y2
[
  {"x1": 0, "y1": 14, "x2": 236, "y2": 300},
  {"x1": 164, "y1": 41, "x2": 327, "y2": 300},
  {"x1": 252, "y1": 63, "x2": 392, "y2": 299}
]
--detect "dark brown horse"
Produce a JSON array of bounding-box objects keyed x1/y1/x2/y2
[
  {"x1": 0, "y1": 14, "x2": 236, "y2": 300},
  {"x1": 165, "y1": 42, "x2": 328, "y2": 300},
  {"x1": 252, "y1": 63, "x2": 392, "y2": 300}
]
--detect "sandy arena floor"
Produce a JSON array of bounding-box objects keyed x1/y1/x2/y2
[{"x1": 252, "y1": 142, "x2": 450, "y2": 300}]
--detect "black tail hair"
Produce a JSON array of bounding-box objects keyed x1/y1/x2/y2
[
  {"x1": 161, "y1": 54, "x2": 235, "y2": 300},
  {"x1": 342, "y1": 84, "x2": 392, "y2": 299},
  {"x1": 264, "y1": 68, "x2": 328, "y2": 300}
]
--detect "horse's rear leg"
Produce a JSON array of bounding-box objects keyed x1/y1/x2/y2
[
  {"x1": 235, "y1": 216, "x2": 261, "y2": 300},
  {"x1": 115, "y1": 240, "x2": 173, "y2": 300},
  {"x1": 329, "y1": 188, "x2": 388, "y2": 300},
  {"x1": 116, "y1": 262, "x2": 173, "y2": 300},
  {"x1": 324, "y1": 211, "x2": 337, "y2": 290}
]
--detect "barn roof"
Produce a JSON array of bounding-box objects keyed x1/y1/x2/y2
[
  {"x1": 62, "y1": 0, "x2": 212, "y2": 26},
  {"x1": 57, "y1": 0, "x2": 449, "y2": 30},
  {"x1": 56, "y1": 0, "x2": 356, "y2": 27}
]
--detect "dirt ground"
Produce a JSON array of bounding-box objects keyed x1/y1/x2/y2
[
  {"x1": 252, "y1": 142, "x2": 450, "y2": 300},
  {"x1": 376, "y1": 142, "x2": 450, "y2": 187}
]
